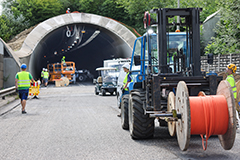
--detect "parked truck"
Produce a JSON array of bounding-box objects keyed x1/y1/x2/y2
[{"x1": 120, "y1": 8, "x2": 236, "y2": 151}]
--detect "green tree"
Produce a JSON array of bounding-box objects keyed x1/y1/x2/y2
[
  {"x1": 0, "y1": 15, "x2": 12, "y2": 41},
  {"x1": 205, "y1": 0, "x2": 240, "y2": 55},
  {"x1": 76, "y1": 0, "x2": 130, "y2": 27},
  {"x1": 117, "y1": 0, "x2": 219, "y2": 35},
  {"x1": 59, "y1": 0, "x2": 81, "y2": 13},
  {"x1": 180, "y1": 0, "x2": 219, "y2": 22},
  {"x1": 0, "y1": 12, "x2": 29, "y2": 42},
  {"x1": 11, "y1": 0, "x2": 63, "y2": 26}
]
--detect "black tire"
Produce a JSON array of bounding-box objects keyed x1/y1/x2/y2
[
  {"x1": 95, "y1": 87, "x2": 99, "y2": 95},
  {"x1": 121, "y1": 94, "x2": 129, "y2": 130},
  {"x1": 79, "y1": 75, "x2": 86, "y2": 82},
  {"x1": 129, "y1": 89, "x2": 154, "y2": 139},
  {"x1": 102, "y1": 89, "x2": 106, "y2": 96}
]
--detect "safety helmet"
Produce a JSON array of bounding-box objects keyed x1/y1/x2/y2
[
  {"x1": 45, "y1": 68, "x2": 48, "y2": 71},
  {"x1": 42, "y1": 68, "x2": 45, "y2": 70},
  {"x1": 122, "y1": 63, "x2": 130, "y2": 70},
  {"x1": 68, "y1": 8, "x2": 70, "y2": 10},
  {"x1": 63, "y1": 56, "x2": 65, "y2": 59},
  {"x1": 227, "y1": 63, "x2": 237, "y2": 73},
  {"x1": 21, "y1": 63, "x2": 27, "y2": 69}
]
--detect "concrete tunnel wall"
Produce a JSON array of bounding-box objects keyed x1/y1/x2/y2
[{"x1": 15, "y1": 13, "x2": 137, "y2": 80}]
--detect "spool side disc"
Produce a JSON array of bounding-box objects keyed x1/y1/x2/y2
[
  {"x1": 217, "y1": 80, "x2": 236, "y2": 150},
  {"x1": 175, "y1": 81, "x2": 191, "y2": 151},
  {"x1": 236, "y1": 80, "x2": 240, "y2": 94},
  {"x1": 236, "y1": 81, "x2": 240, "y2": 109},
  {"x1": 61, "y1": 77, "x2": 69, "y2": 86},
  {"x1": 167, "y1": 92, "x2": 176, "y2": 136}
]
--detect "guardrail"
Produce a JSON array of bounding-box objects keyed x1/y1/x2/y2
[{"x1": 0, "y1": 86, "x2": 16, "y2": 100}]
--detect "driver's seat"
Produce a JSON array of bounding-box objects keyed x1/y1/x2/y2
[{"x1": 97, "y1": 76, "x2": 102, "y2": 83}]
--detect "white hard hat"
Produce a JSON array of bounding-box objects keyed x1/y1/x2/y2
[
  {"x1": 42, "y1": 68, "x2": 45, "y2": 70},
  {"x1": 122, "y1": 63, "x2": 130, "y2": 70},
  {"x1": 45, "y1": 68, "x2": 48, "y2": 71}
]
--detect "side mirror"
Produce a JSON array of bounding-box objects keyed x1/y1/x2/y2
[
  {"x1": 134, "y1": 55, "x2": 141, "y2": 66},
  {"x1": 207, "y1": 53, "x2": 213, "y2": 65}
]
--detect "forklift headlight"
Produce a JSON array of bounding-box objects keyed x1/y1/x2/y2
[{"x1": 138, "y1": 76, "x2": 143, "y2": 80}]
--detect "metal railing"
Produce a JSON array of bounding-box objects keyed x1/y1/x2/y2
[{"x1": 0, "y1": 86, "x2": 16, "y2": 100}]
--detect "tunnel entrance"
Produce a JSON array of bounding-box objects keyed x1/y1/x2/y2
[{"x1": 30, "y1": 23, "x2": 132, "y2": 80}]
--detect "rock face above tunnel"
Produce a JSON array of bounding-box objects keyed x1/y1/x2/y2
[
  {"x1": 14, "y1": 13, "x2": 137, "y2": 59},
  {"x1": 7, "y1": 26, "x2": 36, "y2": 51}
]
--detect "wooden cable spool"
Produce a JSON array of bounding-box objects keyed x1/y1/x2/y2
[
  {"x1": 236, "y1": 81, "x2": 240, "y2": 111},
  {"x1": 236, "y1": 80, "x2": 240, "y2": 96},
  {"x1": 234, "y1": 73, "x2": 240, "y2": 82},
  {"x1": 167, "y1": 92, "x2": 176, "y2": 136},
  {"x1": 175, "y1": 80, "x2": 236, "y2": 151},
  {"x1": 218, "y1": 72, "x2": 227, "y2": 80},
  {"x1": 60, "y1": 77, "x2": 69, "y2": 86}
]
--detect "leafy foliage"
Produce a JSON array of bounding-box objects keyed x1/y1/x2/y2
[
  {"x1": 11, "y1": 0, "x2": 63, "y2": 26},
  {"x1": 205, "y1": 0, "x2": 240, "y2": 55},
  {"x1": 0, "y1": 13, "x2": 29, "y2": 41},
  {"x1": 1, "y1": 0, "x2": 237, "y2": 56},
  {"x1": 0, "y1": 15, "x2": 11, "y2": 41}
]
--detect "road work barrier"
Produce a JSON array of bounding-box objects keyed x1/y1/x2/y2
[{"x1": 29, "y1": 82, "x2": 40, "y2": 96}]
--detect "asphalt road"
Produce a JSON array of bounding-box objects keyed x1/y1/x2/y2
[{"x1": 0, "y1": 83, "x2": 240, "y2": 160}]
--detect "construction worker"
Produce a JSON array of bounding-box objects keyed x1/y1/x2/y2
[
  {"x1": 43, "y1": 68, "x2": 49, "y2": 87},
  {"x1": 117, "y1": 63, "x2": 132, "y2": 117},
  {"x1": 61, "y1": 56, "x2": 66, "y2": 65},
  {"x1": 66, "y1": 8, "x2": 70, "y2": 14},
  {"x1": 122, "y1": 63, "x2": 132, "y2": 95},
  {"x1": 225, "y1": 63, "x2": 239, "y2": 128},
  {"x1": 15, "y1": 64, "x2": 34, "y2": 114}
]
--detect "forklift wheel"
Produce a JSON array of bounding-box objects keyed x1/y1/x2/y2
[
  {"x1": 95, "y1": 88, "x2": 99, "y2": 95},
  {"x1": 102, "y1": 89, "x2": 106, "y2": 96},
  {"x1": 121, "y1": 95, "x2": 129, "y2": 130}
]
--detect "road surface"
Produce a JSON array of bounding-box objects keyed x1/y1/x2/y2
[{"x1": 0, "y1": 83, "x2": 239, "y2": 160}]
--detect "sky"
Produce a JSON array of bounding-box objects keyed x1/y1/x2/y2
[{"x1": 0, "y1": 0, "x2": 2, "y2": 15}]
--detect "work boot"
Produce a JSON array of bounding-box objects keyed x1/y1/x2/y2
[{"x1": 22, "y1": 110, "x2": 27, "y2": 114}]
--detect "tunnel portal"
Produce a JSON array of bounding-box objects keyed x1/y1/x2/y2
[
  {"x1": 13, "y1": 13, "x2": 138, "y2": 81},
  {"x1": 30, "y1": 23, "x2": 132, "y2": 80}
]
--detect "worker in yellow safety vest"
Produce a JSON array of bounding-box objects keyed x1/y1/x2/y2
[
  {"x1": 15, "y1": 64, "x2": 34, "y2": 114},
  {"x1": 168, "y1": 42, "x2": 179, "y2": 63},
  {"x1": 122, "y1": 63, "x2": 132, "y2": 95},
  {"x1": 62, "y1": 56, "x2": 66, "y2": 64},
  {"x1": 226, "y1": 63, "x2": 239, "y2": 128},
  {"x1": 43, "y1": 68, "x2": 49, "y2": 87}
]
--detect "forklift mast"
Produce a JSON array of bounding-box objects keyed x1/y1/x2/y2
[{"x1": 150, "y1": 8, "x2": 202, "y2": 76}]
